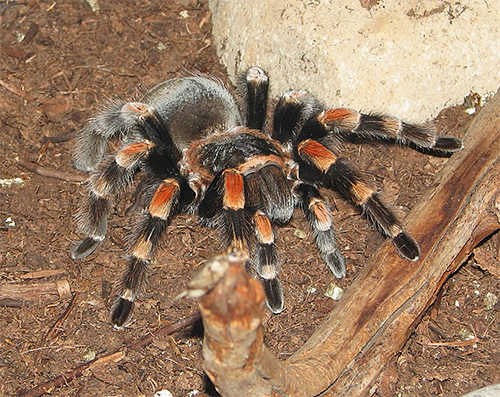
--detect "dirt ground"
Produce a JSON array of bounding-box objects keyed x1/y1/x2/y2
[{"x1": 1, "y1": 1, "x2": 499, "y2": 396}]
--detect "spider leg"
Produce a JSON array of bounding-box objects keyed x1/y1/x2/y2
[
  {"x1": 241, "y1": 66, "x2": 269, "y2": 130},
  {"x1": 73, "y1": 101, "x2": 156, "y2": 171},
  {"x1": 297, "y1": 138, "x2": 420, "y2": 261},
  {"x1": 249, "y1": 210, "x2": 284, "y2": 313},
  {"x1": 319, "y1": 108, "x2": 463, "y2": 153},
  {"x1": 242, "y1": 159, "x2": 294, "y2": 312},
  {"x1": 242, "y1": 161, "x2": 294, "y2": 224},
  {"x1": 200, "y1": 168, "x2": 252, "y2": 251},
  {"x1": 200, "y1": 167, "x2": 286, "y2": 312},
  {"x1": 111, "y1": 176, "x2": 184, "y2": 327},
  {"x1": 293, "y1": 182, "x2": 346, "y2": 278},
  {"x1": 110, "y1": 107, "x2": 193, "y2": 327},
  {"x1": 71, "y1": 139, "x2": 155, "y2": 259},
  {"x1": 271, "y1": 90, "x2": 325, "y2": 147}
]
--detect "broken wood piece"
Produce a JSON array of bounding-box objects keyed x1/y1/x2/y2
[
  {"x1": 199, "y1": 253, "x2": 270, "y2": 396},
  {"x1": 0, "y1": 279, "x2": 71, "y2": 303},
  {"x1": 198, "y1": 90, "x2": 500, "y2": 396},
  {"x1": 20, "y1": 269, "x2": 66, "y2": 279},
  {"x1": 41, "y1": 130, "x2": 77, "y2": 144}
]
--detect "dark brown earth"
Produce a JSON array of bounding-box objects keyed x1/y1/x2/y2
[{"x1": 1, "y1": 1, "x2": 499, "y2": 396}]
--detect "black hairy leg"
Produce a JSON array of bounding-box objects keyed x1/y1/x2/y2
[
  {"x1": 71, "y1": 140, "x2": 154, "y2": 259},
  {"x1": 199, "y1": 168, "x2": 252, "y2": 251},
  {"x1": 297, "y1": 138, "x2": 420, "y2": 261},
  {"x1": 199, "y1": 165, "x2": 285, "y2": 313},
  {"x1": 240, "y1": 66, "x2": 269, "y2": 130},
  {"x1": 242, "y1": 161, "x2": 294, "y2": 225},
  {"x1": 72, "y1": 100, "x2": 145, "y2": 172},
  {"x1": 110, "y1": 106, "x2": 195, "y2": 327},
  {"x1": 111, "y1": 177, "x2": 180, "y2": 327},
  {"x1": 319, "y1": 108, "x2": 463, "y2": 153},
  {"x1": 249, "y1": 210, "x2": 284, "y2": 313},
  {"x1": 293, "y1": 182, "x2": 346, "y2": 278}
]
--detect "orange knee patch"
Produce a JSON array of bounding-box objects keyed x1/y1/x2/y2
[
  {"x1": 149, "y1": 178, "x2": 180, "y2": 219},
  {"x1": 222, "y1": 169, "x2": 245, "y2": 210},
  {"x1": 351, "y1": 181, "x2": 375, "y2": 205},
  {"x1": 116, "y1": 140, "x2": 155, "y2": 169},
  {"x1": 320, "y1": 108, "x2": 360, "y2": 131},
  {"x1": 297, "y1": 139, "x2": 337, "y2": 171},
  {"x1": 254, "y1": 211, "x2": 274, "y2": 244},
  {"x1": 309, "y1": 198, "x2": 332, "y2": 231}
]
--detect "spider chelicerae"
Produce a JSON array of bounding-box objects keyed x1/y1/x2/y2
[{"x1": 70, "y1": 67, "x2": 463, "y2": 328}]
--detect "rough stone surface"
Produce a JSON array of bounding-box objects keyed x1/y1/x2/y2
[{"x1": 209, "y1": 0, "x2": 500, "y2": 121}]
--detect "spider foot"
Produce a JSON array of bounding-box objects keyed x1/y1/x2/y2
[
  {"x1": 393, "y1": 231, "x2": 420, "y2": 261},
  {"x1": 70, "y1": 237, "x2": 102, "y2": 259},
  {"x1": 262, "y1": 277, "x2": 284, "y2": 314},
  {"x1": 111, "y1": 297, "x2": 134, "y2": 328},
  {"x1": 243, "y1": 67, "x2": 269, "y2": 130},
  {"x1": 433, "y1": 136, "x2": 464, "y2": 152},
  {"x1": 324, "y1": 249, "x2": 346, "y2": 279}
]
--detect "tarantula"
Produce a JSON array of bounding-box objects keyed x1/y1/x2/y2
[{"x1": 70, "y1": 67, "x2": 463, "y2": 328}]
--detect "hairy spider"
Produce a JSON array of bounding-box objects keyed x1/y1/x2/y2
[{"x1": 70, "y1": 67, "x2": 463, "y2": 328}]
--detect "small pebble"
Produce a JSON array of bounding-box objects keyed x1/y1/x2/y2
[
  {"x1": 458, "y1": 328, "x2": 475, "y2": 341},
  {"x1": 294, "y1": 228, "x2": 307, "y2": 239},
  {"x1": 324, "y1": 283, "x2": 344, "y2": 301},
  {"x1": 82, "y1": 349, "x2": 96, "y2": 362},
  {"x1": 0, "y1": 177, "x2": 23, "y2": 187},
  {"x1": 155, "y1": 391, "x2": 173, "y2": 397},
  {"x1": 84, "y1": 0, "x2": 100, "y2": 12},
  {"x1": 484, "y1": 292, "x2": 498, "y2": 311}
]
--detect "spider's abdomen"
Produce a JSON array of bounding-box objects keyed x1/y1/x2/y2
[{"x1": 142, "y1": 77, "x2": 243, "y2": 150}]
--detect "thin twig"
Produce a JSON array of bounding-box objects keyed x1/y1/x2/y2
[
  {"x1": 44, "y1": 292, "x2": 80, "y2": 344},
  {"x1": 428, "y1": 321, "x2": 453, "y2": 341},
  {"x1": 19, "y1": 311, "x2": 201, "y2": 397},
  {"x1": 425, "y1": 337, "x2": 480, "y2": 347},
  {"x1": 41, "y1": 130, "x2": 77, "y2": 144},
  {"x1": 20, "y1": 269, "x2": 66, "y2": 279},
  {"x1": 17, "y1": 158, "x2": 87, "y2": 183},
  {"x1": 34, "y1": 292, "x2": 79, "y2": 363},
  {"x1": 0, "y1": 79, "x2": 34, "y2": 100}
]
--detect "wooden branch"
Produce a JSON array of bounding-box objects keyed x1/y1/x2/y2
[
  {"x1": 198, "y1": 253, "x2": 270, "y2": 396},
  {"x1": 198, "y1": 91, "x2": 500, "y2": 396},
  {"x1": 0, "y1": 280, "x2": 72, "y2": 303}
]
